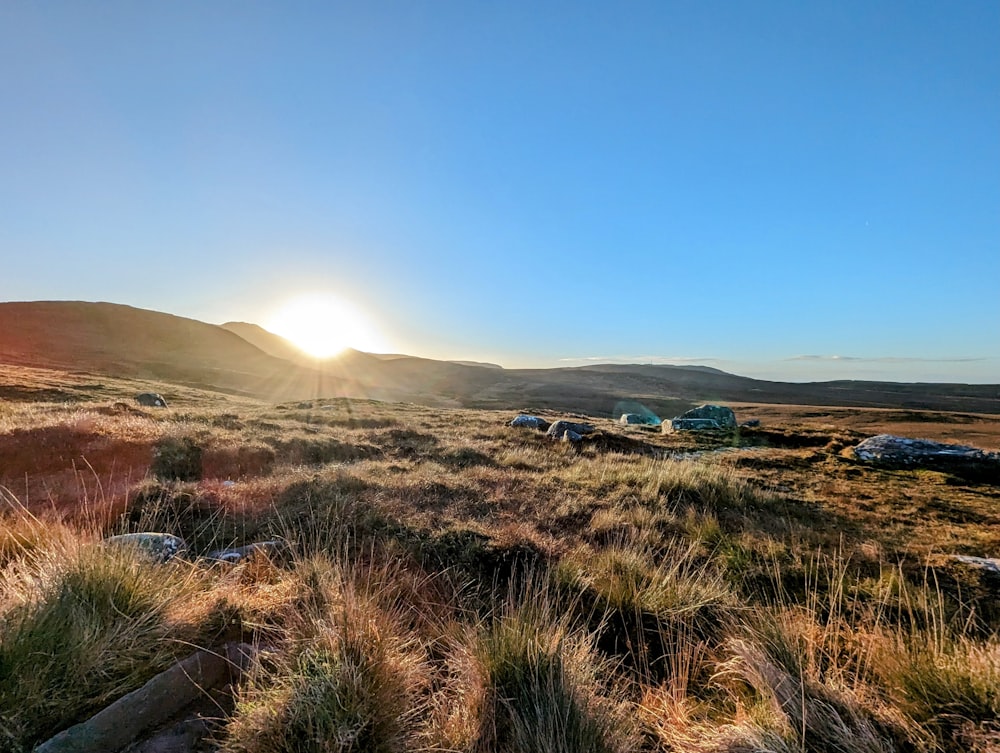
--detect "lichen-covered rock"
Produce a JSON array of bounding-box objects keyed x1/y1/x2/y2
[
  {"x1": 675, "y1": 404, "x2": 737, "y2": 429},
  {"x1": 852, "y1": 434, "x2": 1000, "y2": 481},
  {"x1": 561, "y1": 429, "x2": 583, "y2": 443},
  {"x1": 510, "y1": 415, "x2": 550, "y2": 430},
  {"x1": 546, "y1": 420, "x2": 595, "y2": 440},
  {"x1": 104, "y1": 533, "x2": 187, "y2": 563},
  {"x1": 664, "y1": 418, "x2": 722, "y2": 432}
]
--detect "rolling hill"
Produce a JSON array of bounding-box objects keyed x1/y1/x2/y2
[{"x1": 2, "y1": 300, "x2": 998, "y2": 415}]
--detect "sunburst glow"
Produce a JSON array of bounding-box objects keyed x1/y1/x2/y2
[{"x1": 266, "y1": 294, "x2": 386, "y2": 358}]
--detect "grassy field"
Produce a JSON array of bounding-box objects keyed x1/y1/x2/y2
[{"x1": 2, "y1": 367, "x2": 999, "y2": 752}]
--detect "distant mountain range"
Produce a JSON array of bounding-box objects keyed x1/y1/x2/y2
[{"x1": 1, "y1": 301, "x2": 998, "y2": 416}]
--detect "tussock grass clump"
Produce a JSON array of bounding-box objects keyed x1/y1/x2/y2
[
  {"x1": 151, "y1": 435, "x2": 203, "y2": 481},
  {"x1": 0, "y1": 543, "x2": 211, "y2": 752},
  {"x1": 122, "y1": 479, "x2": 252, "y2": 554},
  {"x1": 220, "y1": 556, "x2": 430, "y2": 753},
  {"x1": 0, "y1": 493, "x2": 80, "y2": 568},
  {"x1": 268, "y1": 473, "x2": 401, "y2": 557},
  {"x1": 556, "y1": 540, "x2": 736, "y2": 678},
  {"x1": 636, "y1": 605, "x2": 908, "y2": 753},
  {"x1": 556, "y1": 457, "x2": 785, "y2": 550},
  {"x1": 439, "y1": 446, "x2": 497, "y2": 469},
  {"x1": 468, "y1": 587, "x2": 633, "y2": 753},
  {"x1": 718, "y1": 616, "x2": 902, "y2": 753},
  {"x1": 202, "y1": 442, "x2": 276, "y2": 479},
  {"x1": 365, "y1": 427, "x2": 441, "y2": 459},
  {"x1": 875, "y1": 625, "x2": 1000, "y2": 748},
  {"x1": 271, "y1": 436, "x2": 381, "y2": 466},
  {"x1": 643, "y1": 459, "x2": 777, "y2": 514}
]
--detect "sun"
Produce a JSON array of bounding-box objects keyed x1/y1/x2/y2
[{"x1": 265, "y1": 294, "x2": 386, "y2": 358}]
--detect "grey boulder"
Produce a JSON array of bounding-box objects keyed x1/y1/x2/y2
[
  {"x1": 674, "y1": 404, "x2": 737, "y2": 430},
  {"x1": 104, "y1": 533, "x2": 187, "y2": 563},
  {"x1": 665, "y1": 418, "x2": 722, "y2": 432},
  {"x1": 510, "y1": 415, "x2": 551, "y2": 431},
  {"x1": 547, "y1": 420, "x2": 595, "y2": 440},
  {"x1": 852, "y1": 434, "x2": 1000, "y2": 481},
  {"x1": 136, "y1": 392, "x2": 168, "y2": 408}
]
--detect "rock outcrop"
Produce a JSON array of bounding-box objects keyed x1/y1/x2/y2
[
  {"x1": 135, "y1": 392, "x2": 167, "y2": 408},
  {"x1": 662, "y1": 405, "x2": 737, "y2": 432},
  {"x1": 547, "y1": 420, "x2": 595, "y2": 441},
  {"x1": 677, "y1": 405, "x2": 737, "y2": 429},
  {"x1": 666, "y1": 418, "x2": 722, "y2": 431},
  {"x1": 509, "y1": 415, "x2": 550, "y2": 430},
  {"x1": 852, "y1": 434, "x2": 1000, "y2": 481}
]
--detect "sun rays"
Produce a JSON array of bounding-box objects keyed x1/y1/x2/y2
[{"x1": 265, "y1": 293, "x2": 386, "y2": 359}]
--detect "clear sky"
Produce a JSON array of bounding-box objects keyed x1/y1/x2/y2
[{"x1": 2, "y1": 1, "x2": 998, "y2": 382}]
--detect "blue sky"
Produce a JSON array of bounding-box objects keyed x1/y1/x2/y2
[{"x1": 2, "y1": 1, "x2": 998, "y2": 382}]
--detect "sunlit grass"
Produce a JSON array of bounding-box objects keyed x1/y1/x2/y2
[
  {"x1": 0, "y1": 541, "x2": 216, "y2": 751},
  {"x1": 1, "y1": 389, "x2": 998, "y2": 751}
]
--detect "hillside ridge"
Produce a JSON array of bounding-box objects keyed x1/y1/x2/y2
[{"x1": 2, "y1": 300, "x2": 998, "y2": 415}]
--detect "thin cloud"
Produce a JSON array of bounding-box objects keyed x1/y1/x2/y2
[
  {"x1": 558, "y1": 355, "x2": 723, "y2": 365},
  {"x1": 787, "y1": 355, "x2": 989, "y2": 364}
]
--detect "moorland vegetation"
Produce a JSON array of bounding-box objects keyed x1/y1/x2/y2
[{"x1": 1, "y1": 374, "x2": 999, "y2": 752}]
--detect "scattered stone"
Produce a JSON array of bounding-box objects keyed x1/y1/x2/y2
[
  {"x1": 852, "y1": 434, "x2": 1000, "y2": 481},
  {"x1": 546, "y1": 420, "x2": 595, "y2": 440},
  {"x1": 104, "y1": 533, "x2": 187, "y2": 563},
  {"x1": 561, "y1": 430, "x2": 583, "y2": 443},
  {"x1": 135, "y1": 392, "x2": 168, "y2": 408},
  {"x1": 675, "y1": 404, "x2": 737, "y2": 429},
  {"x1": 741, "y1": 419, "x2": 761, "y2": 428},
  {"x1": 510, "y1": 414, "x2": 551, "y2": 430},
  {"x1": 620, "y1": 413, "x2": 659, "y2": 426},
  {"x1": 204, "y1": 540, "x2": 286, "y2": 564}
]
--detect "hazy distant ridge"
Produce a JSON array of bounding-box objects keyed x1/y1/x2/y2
[{"x1": 2, "y1": 301, "x2": 997, "y2": 415}]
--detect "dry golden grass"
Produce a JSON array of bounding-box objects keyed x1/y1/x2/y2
[{"x1": 1, "y1": 366, "x2": 999, "y2": 751}]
